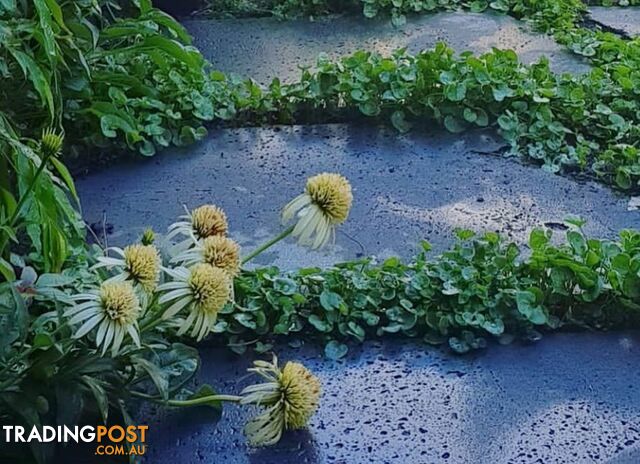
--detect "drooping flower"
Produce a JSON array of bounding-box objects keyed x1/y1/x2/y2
[
  {"x1": 172, "y1": 236, "x2": 240, "y2": 278},
  {"x1": 240, "y1": 355, "x2": 321, "y2": 447},
  {"x1": 66, "y1": 281, "x2": 141, "y2": 356},
  {"x1": 93, "y1": 244, "x2": 161, "y2": 293},
  {"x1": 167, "y1": 204, "x2": 228, "y2": 243},
  {"x1": 157, "y1": 264, "x2": 230, "y2": 341},
  {"x1": 282, "y1": 173, "x2": 353, "y2": 249},
  {"x1": 40, "y1": 128, "x2": 64, "y2": 158}
]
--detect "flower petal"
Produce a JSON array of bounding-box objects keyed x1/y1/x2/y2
[
  {"x1": 102, "y1": 321, "x2": 115, "y2": 356},
  {"x1": 158, "y1": 288, "x2": 192, "y2": 304},
  {"x1": 68, "y1": 306, "x2": 100, "y2": 325},
  {"x1": 282, "y1": 194, "x2": 311, "y2": 224},
  {"x1": 177, "y1": 310, "x2": 197, "y2": 336},
  {"x1": 111, "y1": 325, "x2": 125, "y2": 356},
  {"x1": 73, "y1": 313, "x2": 104, "y2": 338},
  {"x1": 127, "y1": 324, "x2": 141, "y2": 347},
  {"x1": 96, "y1": 318, "x2": 109, "y2": 347},
  {"x1": 65, "y1": 301, "x2": 99, "y2": 317},
  {"x1": 162, "y1": 296, "x2": 192, "y2": 320}
]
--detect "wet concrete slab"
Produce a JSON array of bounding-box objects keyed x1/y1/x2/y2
[
  {"x1": 77, "y1": 124, "x2": 640, "y2": 270},
  {"x1": 140, "y1": 332, "x2": 640, "y2": 464},
  {"x1": 589, "y1": 6, "x2": 640, "y2": 37},
  {"x1": 184, "y1": 12, "x2": 590, "y2": 85}
]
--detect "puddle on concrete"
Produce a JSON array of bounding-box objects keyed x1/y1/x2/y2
[
  {"x1": 589, "y1": 6, "x2": 640, "y2": 37},
  {"x1": 77, "y1": 124, "x2": 640, "y2": 270},
  {"x1": 184, "y1": 12, "x2": 590, "y2": 85}
]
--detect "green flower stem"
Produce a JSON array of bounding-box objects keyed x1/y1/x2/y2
[
  {"x1": 166, "y1": 395, "x2": 242, "y2": 406},
  {"x1": 131, "y1": 390, "x2": 242, "y2": 406},
  {"x1": 139, "y1": 313, "x2": 165, "y2": 333},
  {"x1": 241, "y1": 225, "x2": 294, "y2": 265}
]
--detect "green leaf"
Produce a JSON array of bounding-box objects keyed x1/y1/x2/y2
[
  {"x1": 445, "y1": 83, "x2": 467, "y2": 102},
  {"x1": 82, "y1": 376, "x2": 109, "y2": 423},
  {"x1": 273, "y1": 277, "x2": 297, "y2": 295},
  {"x1": 33, "y1": 0, "x2": 58, "y2": 62},
  {"x1": 324, "y1": 340, "x2": 348, "y2": 359},
  {"x1": 134, "y1": 357, "x2": 169, "y2": 400},
  {"x1": 444, "y1": 115, "x2": 466, "y2": 133},
  {"x1": 347, "y1": 321, "x2": 365, "y2": 341},
  {"x1": 358, "y1": 101, "x2": 380, "y2": 116},
  {"x1": 6, "y1": 48, "x2": 54, "y2": 118},
  {"x1": 391, "y1": 110, "x2": 411, "y2": 133},
  {"x1": 363, "y1": 3, "x2": 378, "y2": 18},
  {"x1": 449, "y1": 337, "x2": 470, "y2": 353},
  {"x1": 622, "y1": 275, "x2": 640, "y2": 299},
  {"x1": 43, "y1": 0, "x2": 69, "y2": 32},
  {"x1": 0, "y1": 257, "x2": 15, "y2": 281},
  {"x1": 139, "y1": 140, "x2": 156, "y2": 156},
  {"x1": 361, "y1": 310, "x2": 380, "y2": 326},
  {"x1": 391, "y1": 12, "x2": 406, "y2": 27},
  {"x1": 320, "y1": 290, "x2": 343, "y2": 311},
  {"x1": 492, "y1": 84, "x2": 513, "y2": 102},
  {"x1": 616, "y1": 170, "x2": 631, "y2": 189},
  {"x1": 234, "y1": 313, "x2": 257, "y2": 329},
  {"x1": 463, "y1": 108, "x2": 477, "y2": 123},
  {"x1": 33, "y1": 333, "x2": 54, "y2": 349},
  {"x1": 482, "y1": 319, "x2": 504, "y2": 335},
  {"x1": 0, "y1": 0, "x2": 16, "y2": 13},
  {"x1": 0, "y1": 284, "x2": 28, "y2": 355},
  {"x1": 100, "y1": 36, "x2": 203, "y2": 70},
  {"x1": 100, "y1": 114, "x2": 137, "y2": 139},
  {"x1": 455, "y1": 229, "x2": 475, "y2": 240},
  {"x1": 529, "y1": 228, "x2": 550, "y2": 250},
  {"x1": 515, "y1": 289, "x2": 547, "y2": 325},
  {"x1": 308, "y1": 314, "x2": 331, "y2": 332},
  {"x1": 475, "y1": 108, "x2": 489, "y2": 126},
  {"x1": 156, "y1": 343, "x2": 200, "y2": 394},
  {"x1": 567, "y1": 230, "x2": 587, "y2": 255},
  {"x1": 49, "y1": 158, "x2": 79, "y2": 202},
  {"x1": 564, "y1": 216, "x2": 587, "y2": 228}
]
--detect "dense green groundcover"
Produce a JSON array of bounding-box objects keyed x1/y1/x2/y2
[
  {"x1": 89, "y1": 0, "x2": 640, "y2": 192},
  {"x1": 1, "y1": 0, "x2": 640, "y2": 462},
  {"x1": 192, "y1": 0, "x2": 640, "y2": 192},
  {"x1": 226, "y1": 223, "x2": 640, "y2": 357}
]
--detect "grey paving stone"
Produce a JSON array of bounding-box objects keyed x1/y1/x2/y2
[
  {"x1": 184, "y1": 12, "x2": 590, "y2": 85},
  {"x1": 76, "y1": 124, "x2": 640, "y2": 270},
  {"x1": 140, "y1": 332, "x2": 640, "y2": 464},
  {"x1": 589, "y1": 6, "x2": 640, "y2": 37}
]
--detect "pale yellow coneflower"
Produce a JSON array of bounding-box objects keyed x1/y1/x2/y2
[
  {"x1": 172, "y1": 235, "x2": 241, "y2": 278},
  {"x1": 157, "y1": 263, "x2": 230, "y2": 341},
  {"x1": 167, "y1": 204, "x2": 228, "y2": 246},
  {"x1": 282, "y1": 173, "x2": 353, "y2": 249},
  {"x1": 66, "y1": 281, "x2": 141, "y2": 356},
  {"x1": 93, "y1": 244, "x2": 161, "y2": 293},
  {"x1": 240, "y1": 355, "x2": 321, "y2": 447}
]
